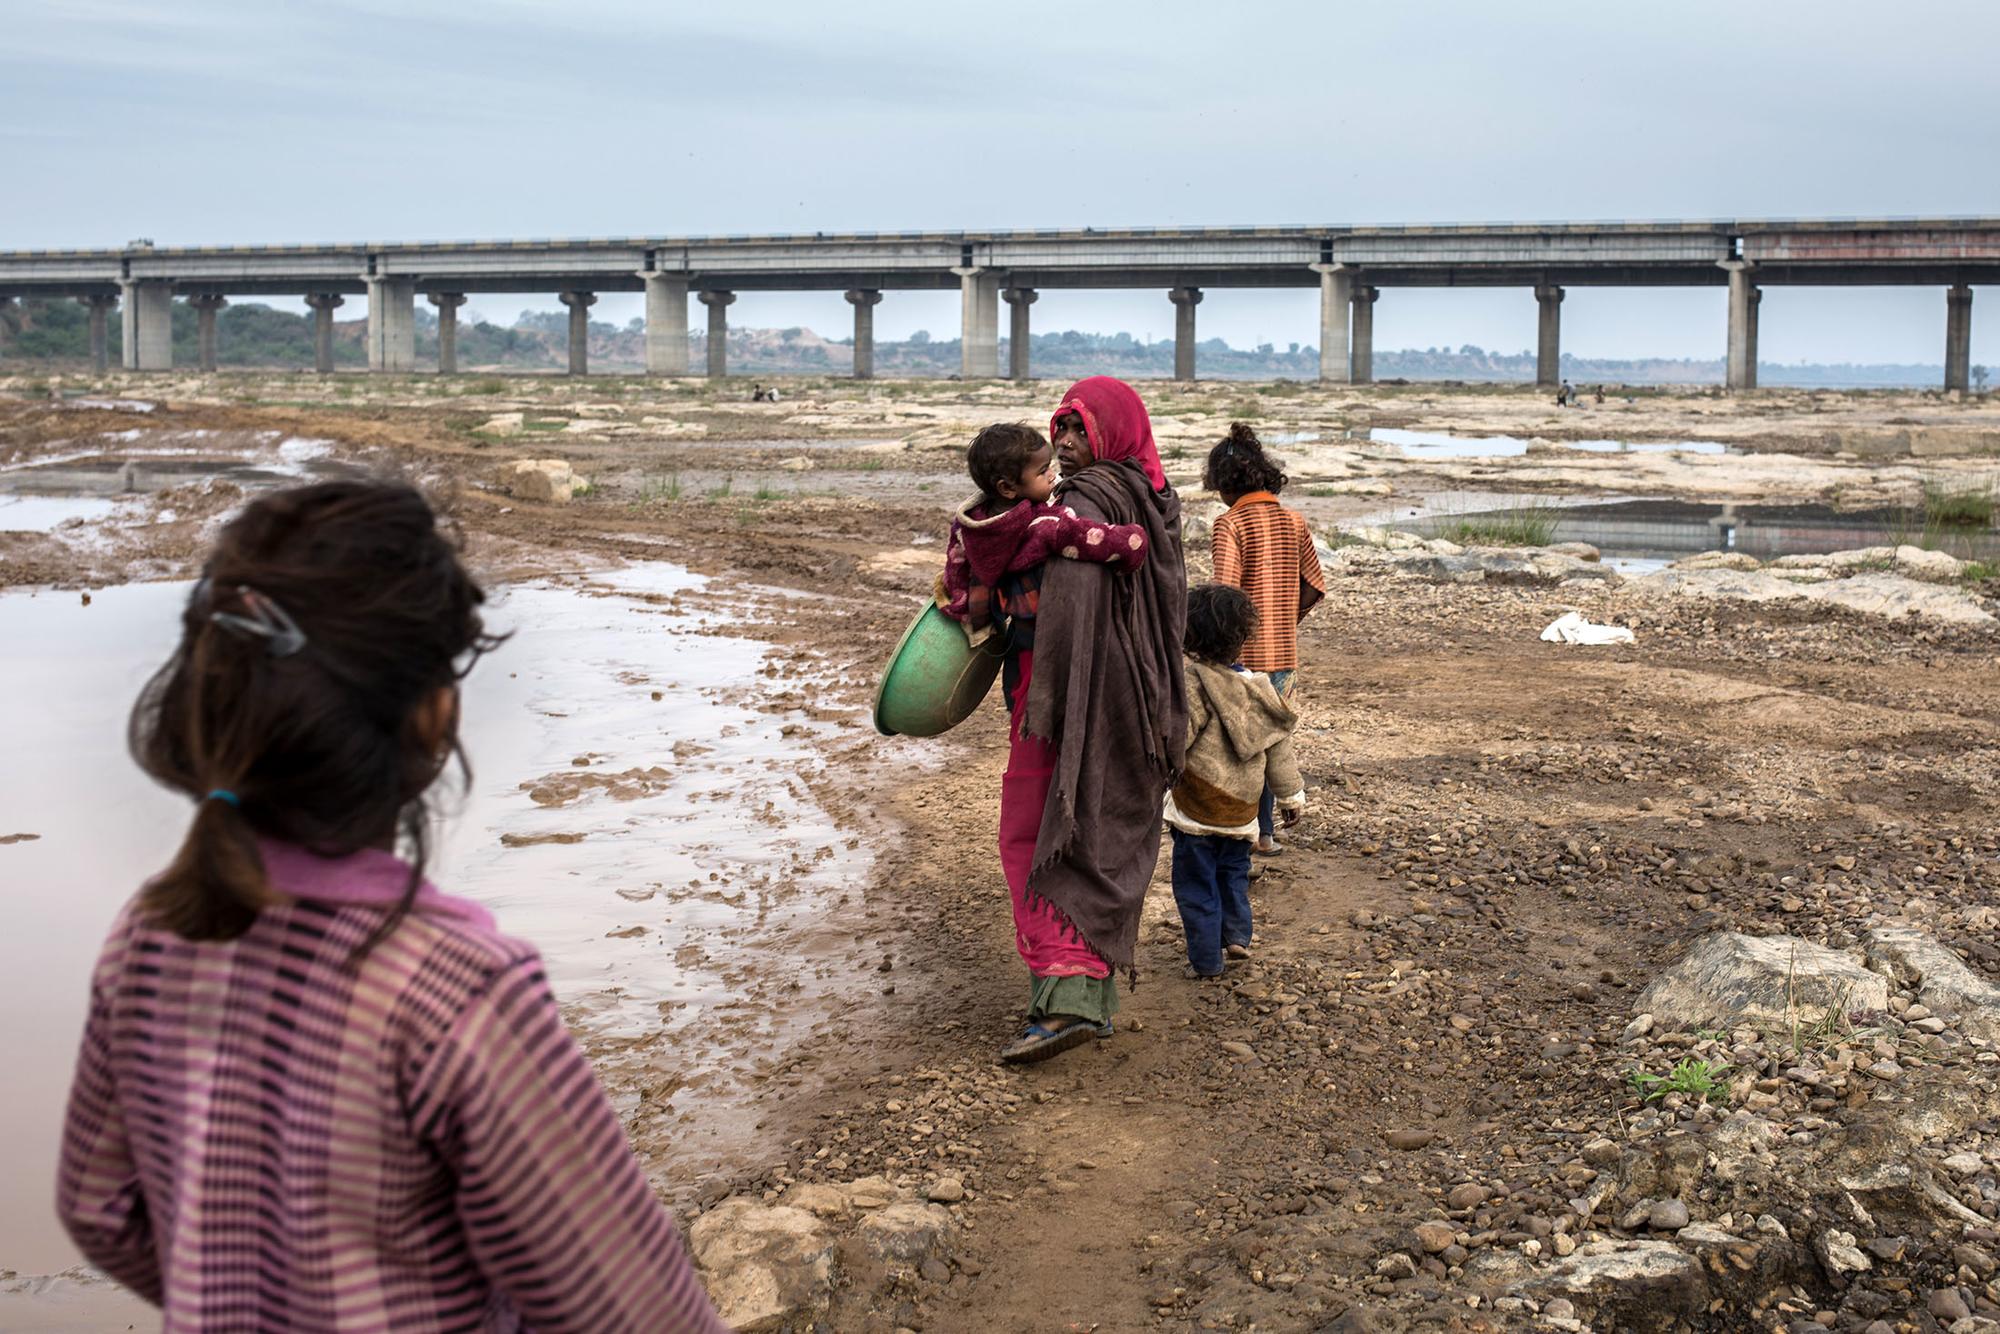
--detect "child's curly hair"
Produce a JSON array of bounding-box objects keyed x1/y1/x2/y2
[
  {"x1": 1184, "y1": 583, "x2": 1259, "y2": 666},
  {"x1": 966, "y1": 423, "x2": 1048, "y2": 500},
  {"x1": 1202, "y1": 422, "x2": 1287, "y2": 497}
]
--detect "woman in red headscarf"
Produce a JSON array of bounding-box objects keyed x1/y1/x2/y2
[{"x1": 997, "y1": 377, "x2": 1187, "y2": 1063}]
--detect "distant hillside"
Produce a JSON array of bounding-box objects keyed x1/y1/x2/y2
[{"x1": 0, "y1": 296, "x2": 1976, "y2": 389}]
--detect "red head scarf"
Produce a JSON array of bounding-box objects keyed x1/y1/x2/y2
[{"x1": 1049, "y1": 376, "x2": 1167, "y2": 492}]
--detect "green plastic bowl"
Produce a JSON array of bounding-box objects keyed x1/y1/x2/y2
[{"x1": 873, "y1": 602, "x2": 1006, "y2": 737}]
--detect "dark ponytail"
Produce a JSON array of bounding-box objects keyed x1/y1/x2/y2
[
  {"x1": 1202, "y1": 421, "x2": 1288, "y2": 497},
  {"x1": 130, "y1": 480, "x2": 501, "y2": 954}
]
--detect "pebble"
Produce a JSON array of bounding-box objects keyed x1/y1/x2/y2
[
  {"x1": 1925, "y1": 1288, "x2": 1971, "y2": 1322},
  {"x1": 1373, "y1": 1253, "x2": 1417, "y2": 1280},
  {"x1": 1414, "y1": 1221, "x2": 1456, "y2": 1253},
  {"x1": 1648, "y1": 1199, "x2": 1691, "y2": 1230},
  {"x1": 1220, "y1": 1040, "x2": 1256, "y2": 1060},
  {"x1": 1944, "y1": 1152, "x2": 1983, "y2": 1176},
  {"x1": 1622, "y1": 1014, "x2": 1655, "y2": 1042},
  {"x1": 1385, "y1": 1128, "x2": 1434, "y2": 1151},
  {"x1": 1868, "y1": 1060, "x2": 1903, "y2": 1080},
  {"x1": 926, "y1": 1177, "x2": 965, "y2": 1203},
  {"x1": 1446, "y1": 1184, "x2": 1489, "y2": 1210},
  {"x1": 1582, "y1": 1137, "x2": 1620, "y2": 1167}
]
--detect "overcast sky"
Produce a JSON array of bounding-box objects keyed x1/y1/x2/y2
[{"x1": 5, "y1": 0, "x2": 1996, "y2": 364}]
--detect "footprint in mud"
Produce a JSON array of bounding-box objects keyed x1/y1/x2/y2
[
  {"x1": 522, "y1": 765, "x2": 675, "y2": 806},
  {"x1": 0, "y1": 832, "x2": 41, "y2": 844},
  {"x1": 499, "y1": 831, "x2": 587, "y2": 847}
]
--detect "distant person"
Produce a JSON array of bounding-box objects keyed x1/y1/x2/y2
[
  {"x1": 767, "y1": 386, "x2": 782, "y2": 403},
  {"x1": 937, "y1": 422, "x2": 1149, "y2": 650},
  {"x1": 1166, "y1": 584, "x2": 1305, "y2": 978},
  {"x1": 1205, "y1": 422, "x2": 1324, "y2": 856},
  {"x1": 1559, "y1": 379, "x2": 1575, "y2": 407},
  {"x1": 57, "y1": 481, "x2": 728, "y2": 1332},
  {"x1": 751, "y1": 382, "x2": 767, "y2": 401},
  {"x1": 1594, "y1": 385, "x2": 1606, "y2": 404}
]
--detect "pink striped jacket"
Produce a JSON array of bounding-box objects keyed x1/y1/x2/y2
[{"x1": 57, "y1": 840, "x2": 728, "y2": 1332}]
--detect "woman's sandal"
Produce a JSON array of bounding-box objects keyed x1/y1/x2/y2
[
  {"x1": 1225, "y1": 942, "x2": 1253, "y2": 961},
  {"x1": 1000, "y1": 1018, "x2": 1105, "y2": 1064}
]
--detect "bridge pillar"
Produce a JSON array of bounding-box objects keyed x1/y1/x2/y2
[
  {"x1": 1535, "y1": 284, "x2": 1563, "y2": 388},
  {"x1": 559, "y1": 291, "x2": 596, "y2": 376},
  {"x1": 699, "y1": 290, "x2": 735, "y2": 378},
  {"x1": 305, "y1": 293, "x2": 344, "y2": 373},
  {"x1": 643, "y1": 274, "x2": 690, "y2": 376},
  {"x1": 1723, "y1": 261, "x2": 1757, "y2": 391},
  {"x1": 80, "y1": 294, "x2": 116, "y2": 373},
  {"x1": 846, "y1": 289, "x2": 882, "y2": 379},
  {"x1": 1945, "y1": 284, "x2": 1973, "y2": 393},
  {"x1": 191, "y1": 295, "x2": 227, "y2": 372},
  {"x1": 427, "y1": 292, "x2": 466, "y2": 374},
  {"x1": 953, "y1": 267, "x2": 1000, "y2": 378},
  {"x1": 1312, "y1": 263, "x2": 1352, "y2": 385},
  {"x1": 1003, "y1": 287, "x2": 1036, "y2": 380},
  {"x1": 118, "y1": 279, "x2": 173, "y2": 371},
  {"x1": 1170, "y1": 287, "x2": 1203, "y2": 382},
  {"x1": 366, "y1": 277, "x2": 416, "y2": 373},
  {"x1": 1350, "y1": 285, "x2": 1378, "y2": 385}
]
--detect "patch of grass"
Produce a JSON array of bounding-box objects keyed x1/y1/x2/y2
[
  {"x1": 463, "y1": 378, "x2": 507, "y2": 396},
  {"x1": 1627, "y1": 1057, "x2": 1732, "y2": 1105},
  {"x1": 1304, "y1": 485, "x2": 1342, "y2": 498},
  {"x1": 1436, "y1": 504, "x2": 1561, "y2": 548},
  {"x1": 1962, "y1": 560, "x2": 1998, "y2": 583},
  {"x1": 1316, "y1": 527, "x2": 1367, "y2": 549},
  {"x1": 752, "y1": 482, "x2": 784, "y2": 502},
  {"x1": 705, "y1": 477, "x2": 735, "y2": 500},
  {"x1": 521, "y1": 417, "x2": 568, "y2": 433},
  {"x1": 1922, "y1": 472, "x2": 1996, "y2": 528},
  {"x1": 641, "y1": 473, "x2": 683, "y2": 502},
  {"x1": 569, "y1": 481, "x2": 598, "y2": 500}
]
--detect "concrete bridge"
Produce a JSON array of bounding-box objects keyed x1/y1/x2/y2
[{"x1": 0, "y1": 219, "x2": 1993, "y2": 389}]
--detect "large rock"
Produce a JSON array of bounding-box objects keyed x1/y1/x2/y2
[
  {"x1": 685, "y1": 1199, "x2": 836, "y2": 1332},
  {"x1": 1636, "y1": 566, "x2": 1995, "y2": 626},
  {"x1": 1865, "y1": 928, "x2": 2000, "y2": 1042},
  {"x1": 505, "y1": 458, "x2": 576, "y2": 503},
  {"x1": 1634, "y1": 932, "x2": 1889, "y2": 1032},
  {"x1": 854, "y1": 1201, "x2": 957, "y2": 1265},
  {"x1": 1514, "y1": 1240, "x2": 1706, "y2": 1331}
]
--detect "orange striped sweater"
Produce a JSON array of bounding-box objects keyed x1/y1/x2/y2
[{"x1": 1210, "y1": 492, "x2": 1325, "y2": 672}]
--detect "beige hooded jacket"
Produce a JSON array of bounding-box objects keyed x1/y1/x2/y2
[{"x1": 1163, "y1": 658, "x2": 1306, "y2": 839}]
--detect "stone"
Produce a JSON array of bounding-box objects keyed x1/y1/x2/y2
[
  {"x1": 1415, "y1": 1221, "x2": 1456, "y2": 1253},
  {"x1": 1944, "y1": 1153, "x2": 1985, "y2": 1177},
  {"x1": 856, "y1": 1202, "x2": 958, "y2": 1265},
  {"x1": 1516, "y1": 1240, "x2": 1705, "y2": 1328},
  {"x1": 1622, "y1": 1013, "x2": 1655, "y2": 1042},
  {"x1": 1895, "y1": 545, "x2": 1968, "y2": 580},
  {"x1": 1865, "y1": 928, "x2": 2000, "y2": 1042},
  {"x1": 785, "y1": 1183, "x2": 852, "y2": 1218},
  {"x1": 1447, "y1": 1183, "x2": 1490, "y2": 1210},
  {"x1": 1582, "y1": 1137, "x2": 1621, "y2": 1167},
  {"x1": 926, "y1": 1177, "x2": 965, "y2": 1204},
  {"x1": 1373, "y1": 1252, "x2": 1417, "y2": 1280},
  {"x1": 1813, "y1": 1228, "x2": 1872, "y2": 1278},
  {"x1": 1928, "y1": 1288, "x2": 1973, "y2": 1322},
  {"x1": 845, "y1": 1175, "x2": 898, "y2": 1209},
  {"x1": 1385, "y1": 1128, "x2": 1434, "y2": 1151},
  {"x1": 777, "y1": 455, "x2": 817, "y2": 471},
  {"x1": 686, "y1": 1199, "x2": 836, "y2": 1332},
  {"x1": 505, "y1": 458, "x2": 576, "y2": 503},
  {"x1": 1648, "y1": 1199, "x2": 1691, "y2": 1230},
  {"x1": 1635, "y1": 566, "x2": 1995, "y2": 626},
  {"x1": 1633, "y1": 932, "x2": 1889, "y2": 1032}
]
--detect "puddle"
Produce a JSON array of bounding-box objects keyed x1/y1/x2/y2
[
  {"x1": 1406, "y1": 498, "x2": 2000, "y2": 565},
  {"x1": 0, "y1": 562, "x2": 866, "y2": 1274},
  {"x1": 1368, "y1": 428, "x2": 1728, "y2": 459},
  {"x1": 1, "y1": 433, "x2": 347, "y2": 495},
  {"x1": 0, "y1": 495, "x2": 130, "y2": 532}
]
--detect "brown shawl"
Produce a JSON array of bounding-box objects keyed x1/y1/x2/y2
[{"x1": 1022, "y1": 459, "x2": 1187, "y2": 974}]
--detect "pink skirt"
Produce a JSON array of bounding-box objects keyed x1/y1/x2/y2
[{"x1": 999, "y1": 651, "x2": 1111, "y2": 980}]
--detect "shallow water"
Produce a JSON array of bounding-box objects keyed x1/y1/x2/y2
[
  {"x1": 0, "y1": 562, "x2": 862, "y2": 1275},
  {"x1": 0, "y1": 495, "x2": 129, "y2": 532},
  {"x1": 1367, "y1": 427, "x2": 1728, "y2": 459}
]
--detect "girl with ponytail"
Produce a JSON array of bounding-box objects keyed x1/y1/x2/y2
[
  {"x1": 1204, "y1": 423, "x2": 1327, "y2": 856},
  {"x1": 60, "y1": 480, "x2": 727, "y2": 1331}
]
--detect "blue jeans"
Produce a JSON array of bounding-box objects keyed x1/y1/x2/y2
[
  {"x1": 1257, "y1": 669, "x2": 1296, "y2": 837},
  {"x1": 1170, "y1": 830, "x2": 1252, "y2": 975}
]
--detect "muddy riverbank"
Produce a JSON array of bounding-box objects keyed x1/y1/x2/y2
[{"x1": 2, "y1": 374, "x2": 1997, "y2": 1332}]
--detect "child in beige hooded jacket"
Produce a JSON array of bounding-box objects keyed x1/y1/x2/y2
[{"x1": 1165, "y1": 585, "x2": 1305, "y2": 977}]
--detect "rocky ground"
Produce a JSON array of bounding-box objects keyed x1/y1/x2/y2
[{"x1": 3, "y1": 373, "x2": 1999, "y2": 1332}]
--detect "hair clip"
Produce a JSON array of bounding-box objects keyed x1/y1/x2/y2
[{"x1": 201, "y1": 579, "x2": 308, "y2": 657}]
